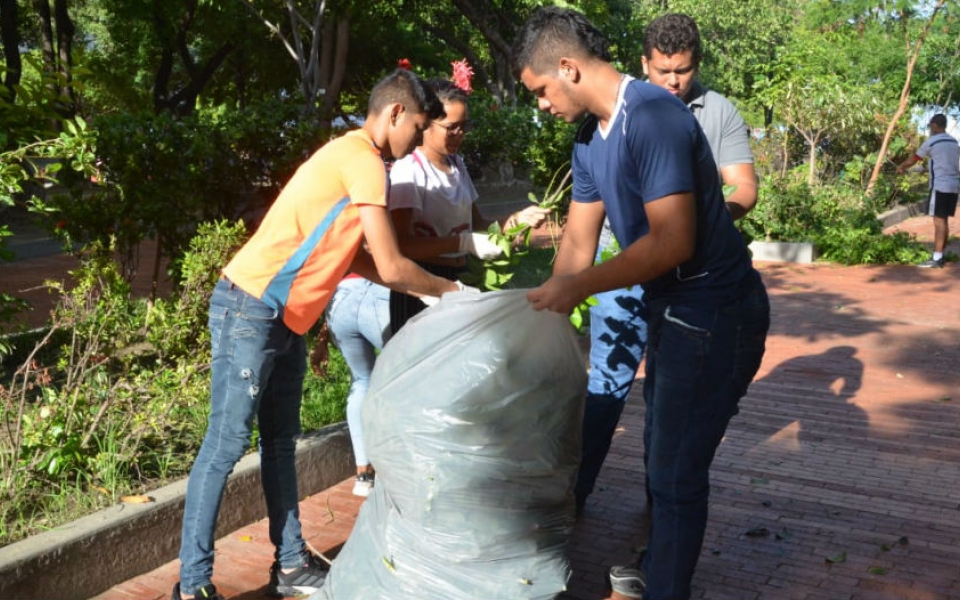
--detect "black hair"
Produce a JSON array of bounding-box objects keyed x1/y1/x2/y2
[
  {"x1": 368, "y1": 69, "x2": 444, "y2": 120},
  {"x1": 929, "y1": 113, "x2": 948, "y2": 129},
  {"x1": 510, "y1": 6, "x2": 611, "y2": 79},
  {"x1": 643, "y1": 13, "x2": 702, "y2": 66},
  {"x1": 427, "y1": 79, "x2": 470, "y2": 107}
]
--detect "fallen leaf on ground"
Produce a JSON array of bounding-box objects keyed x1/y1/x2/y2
[
  {"x1": 743, "y1": 526, "x2": 770, "y2": 538},
  {"x1": 120, "y1": 494, "x2": 153, "y2": 504},
  {"x1": 825, "y1": 551, "x2": 847, "y2": 564}
]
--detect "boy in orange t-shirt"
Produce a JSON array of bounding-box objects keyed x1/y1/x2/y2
[{"x1": 173, "y1": 69, "x2": 462, "y2": 600}]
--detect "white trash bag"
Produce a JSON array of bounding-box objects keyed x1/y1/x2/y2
[{"x1": 311, "y1": 289, "x2": 586, "y2": 600}]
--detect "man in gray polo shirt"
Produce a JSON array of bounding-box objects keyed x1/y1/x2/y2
[
  {"x1": 575, "y1": 12, "x2": 758, "y2": 522},
  {"x1": 896, "y1": 113, "x2": 959, "y2": 268}
]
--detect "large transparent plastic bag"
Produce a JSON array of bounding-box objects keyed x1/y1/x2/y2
[{"x1": 311, "y1": 289, "x2": 586, "y2": 600}]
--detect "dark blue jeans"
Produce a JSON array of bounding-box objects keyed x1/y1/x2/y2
[
  {"x1": 641, "y1": 272, "x2": 769, "y2": 600},
  {"x1": 179, "y1": 278, "x2": 309, "y2": 594}
]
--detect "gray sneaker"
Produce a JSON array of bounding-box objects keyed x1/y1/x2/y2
[
  {"x1": 918, "y1": 258, "x2": 945, "y2": 268},
  {"x1": 608, "y1": 563, "x2": 646, "y2": 599},
  {"x1": 268, "y1": 553, "x2": 329, "y2": 597}
]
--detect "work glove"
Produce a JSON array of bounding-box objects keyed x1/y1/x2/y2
[
  {"x1": 459, "y1": 231, "x2": 504, "y2": 260},
  {"x1": 453, "y1": 280, "x2": 481, "y2": 294},
  {"x1": 508, "y1": 205, "x2": 552, "y2": 229}
]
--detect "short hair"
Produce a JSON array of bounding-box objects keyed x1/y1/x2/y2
[
  {"x1": 368, "y1": 69, "x2": 444, "y2": 120},
  {"x1": 510, "y1": 6, "x2": 611, "y2": 79},
  {"x1": 929, "y1": 113, "x2": 947, "y2": 129},
  {"x1": 427, "y1": 79, "x2": 469, "y2": 108},
  {"x1": 643, "y1": 13, "x2": 702, "y2": 66}
]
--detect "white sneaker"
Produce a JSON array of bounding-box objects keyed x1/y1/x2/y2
[{"x1": 352, "y1": 472, "x2": 374, "y2": 497}]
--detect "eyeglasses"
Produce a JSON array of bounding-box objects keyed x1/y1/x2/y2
[{"x1": 432, "y1": 120, "x2": 474, "y2": 136}]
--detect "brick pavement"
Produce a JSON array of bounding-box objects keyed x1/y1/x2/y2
[{"x1": 4, "y1": 215, "x2": 960, "y2": 600}]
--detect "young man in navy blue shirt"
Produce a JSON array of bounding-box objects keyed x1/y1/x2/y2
[{"x1": 512, "y1": 8, "x2": 770, "y2": 600}]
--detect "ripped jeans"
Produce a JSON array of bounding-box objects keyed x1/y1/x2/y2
[{"x1": 179, "y1": 277, "x2": 308, "y2": 595}]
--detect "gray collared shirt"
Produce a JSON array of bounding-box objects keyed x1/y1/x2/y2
[{"x1": 598, "y1": 81, "x2": 753, "y2": 249}]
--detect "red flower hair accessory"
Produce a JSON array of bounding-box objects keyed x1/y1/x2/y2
[
  {"x1": 397, "y1": 58, "x2": 412, "y2": 70},
  {"x1": 451, "y1": 59, "x2": 474, "y2": 94}
]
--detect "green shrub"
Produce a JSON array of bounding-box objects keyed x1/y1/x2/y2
[
  {"x1": 462, "y1": 92, "x2": 575, "y2": 188},
  {"x1": 739, "y1": 177, "x2": 928, "y2": 265},
  {"x1": 0, "y1": 221, "x2": 351, "y2": 548}
]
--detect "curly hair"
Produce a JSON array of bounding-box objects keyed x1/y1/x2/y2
[
  {"x1": 510, "y1": 6, "x2": 611, "y2": 79},
  {"x1": 642, "y1": 13, "x2": 702, "y2": 66}
]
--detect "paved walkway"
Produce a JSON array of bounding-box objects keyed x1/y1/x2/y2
[{"x1": 4, "y1": 213, "x2": 960, "y2": 600}]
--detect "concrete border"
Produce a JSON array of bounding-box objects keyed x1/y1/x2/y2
[
  {"x1": 878, "y1": 199, "x2": 926, "y2": 229},
  {"x1": 0, "y1": 423, "x2": 354, "y2": 600},
  {"x1": 748, "y1": 240, "x2": 818, "y2": 263},
  {"x1": 747, "y1": 200, "x2": 927, "y2": 264}
]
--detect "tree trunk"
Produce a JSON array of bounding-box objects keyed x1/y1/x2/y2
[
  {"x1": 32, "y1": 0, "x2": 56, "y2": 95},
  {"x1": 450, "y1": 0, "x2": 516, "y2": 103},
  {"x1": 865, "y1": 0, "x2": 946, "y2": 198},
  {"x1": 0, "y1": 0, "x2": 21, "y2": 102},
  {"x1": 319, "y1": 17, "x2": 349, "y2": 126},
  {"x1": 53, "y1": 0, "x2": 75, "y2": 117},
  {"x1": 151, "y1": 0, "x2": 233, "y2": 116}
]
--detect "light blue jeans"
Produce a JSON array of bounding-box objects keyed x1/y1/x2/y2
[
  {"x1": 179, "y1": 278, "x2": 309, "y2": 595},
  {"x1": 324, "y1": 278, "x2": 391, "y2": 467},
  {"x1": 575, "y1": 248, "x2": 648, "y2": 509}
]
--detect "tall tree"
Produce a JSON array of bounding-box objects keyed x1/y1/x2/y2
[
  {"x1": 0, "y1": 0, "x2": 21, "y2": 103},
  {"x1": 396, "y1": 0, "x2": 548, "y2": 105},
  {"x1": 631, "y1": 0, "x2": 801, "y2": 127},
  {"x1": 31, "y1": 0, "x2": 75, "y2": 118},
  {"x1": 867, "y1": 0, "x2": 948, "y2": 196},
  {"x1": 236, "y1": 0, "x2": 349, "y2": 122},
  {"x1": 150, "y1": 0, "x2": 234, "y2": 116}
]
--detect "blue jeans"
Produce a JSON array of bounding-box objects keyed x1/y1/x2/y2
[
  {"x1": 325, "y1": 278, "x2": 391, "y2": 467},
  {"x1": 179, "y1": 278, "x2": 309, "y2": 594},
  {"x1": 640, "y1": 271, "x2": 769, "y2": 600},
  {"x1": 575, "y1": 252, "x2": 648, "y2": 508}
]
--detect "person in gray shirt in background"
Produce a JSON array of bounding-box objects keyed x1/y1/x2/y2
[
  {"x1": 576, "y1": 12, "x2": 758, "y2": 519},
  {"x1": 896, "y1": 113, "x2": 959, "y2": 268}
]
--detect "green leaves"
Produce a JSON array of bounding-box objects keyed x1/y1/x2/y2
[
  {"x1": 468, "y1": 221, "x2": 530, "y2": 292},
  {"x1": 569, "y1": 296, "x2": 598, "y2": 332}
]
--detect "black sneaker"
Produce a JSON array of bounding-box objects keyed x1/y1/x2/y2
[
  {"x1": 171, "y1": 583, "x2": 225, "y2": 600},
  {"x1": 268, "y1": 553, "x2": 329, "y2": 596}
]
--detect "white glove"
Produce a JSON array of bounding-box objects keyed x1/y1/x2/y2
[
  {"x1": 510, "y1": 205, "x2": 552, "y2": 228},
  {"x1": 420, "y1": 281, "x2": 479, "y2": 307},
  {"x1": 459, "y1": 232, "x2": 503, "y2": 260},
  {"x1": 454, "y1": 280, "x2": 481, "y2": 294}
]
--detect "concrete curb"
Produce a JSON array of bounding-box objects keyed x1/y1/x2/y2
[
  {"x1": 878, "y1": 199, "x2": 926, "y2": 229},
  {"x1": 0, "y1": 423, "x2": 354, "y2": 600},
  {"x1": 748, "y1": 240, "x2": 818, "y2": 263},
  {"x1": 748, "y1": 200, "x2": 926, "y2": 264}
]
